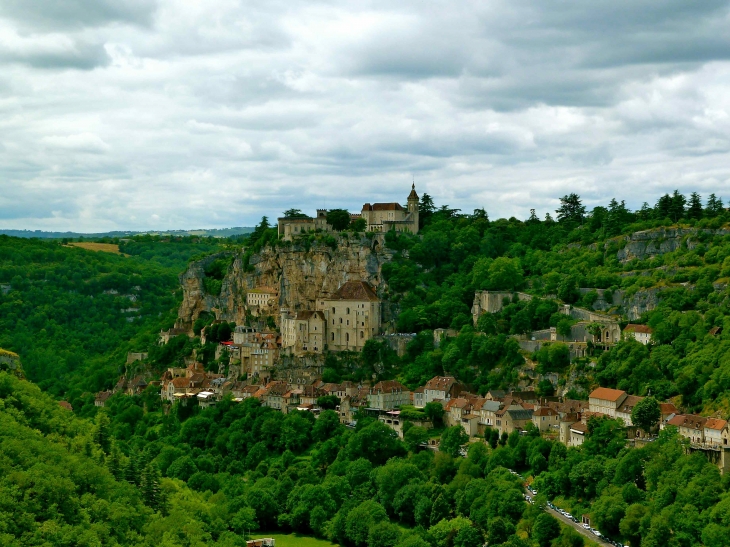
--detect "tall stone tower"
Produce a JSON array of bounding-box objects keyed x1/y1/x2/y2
[{"x1": 407, "y1": 183, "x2": 420, "y2": 234}]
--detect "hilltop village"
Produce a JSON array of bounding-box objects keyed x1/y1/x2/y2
[{"x1": 97, "y1": 187, "x2": 730, "y2": 474}]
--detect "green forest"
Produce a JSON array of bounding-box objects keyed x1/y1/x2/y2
[{"x1": 3, "y1": 189, "x2": 730, "y2": 546}]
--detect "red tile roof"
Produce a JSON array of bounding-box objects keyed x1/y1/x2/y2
[
  {"x1": 362, "y1": 203, "x2": 405, "y2": 211},
  {"x1": 705, "y1": 418, "x2": 728, "y2": 431},
  {"x1": 589, "y1": 387, "x2": 626, "y2": 402},
  {"x1": 624, "y1": 324, "x2": 653, "y2": 334}
]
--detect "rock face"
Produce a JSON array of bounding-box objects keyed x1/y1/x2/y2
[
  {"x1": 177, "y1": 235, "x2": 394, "y2": 330},
  {"x1": 0, "y1": 349, "x2": 24, "y2": 379},
  {"x1": 616, "y1": 227, "x2": 730, "y2": 263}
]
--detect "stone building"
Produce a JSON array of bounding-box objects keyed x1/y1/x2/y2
[
  {"x1": 368, "y1": 380, "x2": 410, "y2": 410},
  {"x1": 246, "y1": 287, "x2": 278, "y2": 316},
  {"x1": 588, "y1": 387, "x2": 627, "y2": 418},
  {"x1": 317, "y1": 280, "x2": 381, "y2": 351},
  {"x1": 280, "y1": 309, "x2": 326, "y2": 355},
  {"x1": 277, "y1": 209, "x2": 330, "y2": 240},
  {"x1": 623, "y1": 324, "x2": 653, "y2": 345},
  {"x1": 359, "y1": 184, "x2": 420, "y2": 234}
]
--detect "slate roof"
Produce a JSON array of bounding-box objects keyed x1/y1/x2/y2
[{"x1": 362, "y1": 203, "x2": 405, "y2": 211}]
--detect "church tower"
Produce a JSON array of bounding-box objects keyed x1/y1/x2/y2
[{"x1": 407, "y1": 183, "x2": 420, "y2": 234}]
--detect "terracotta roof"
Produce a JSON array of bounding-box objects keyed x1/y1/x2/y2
[
  {"x1": 58, "y1": 401, "x2": 73, "y2": 411},
  {"x1": 362, "y1": 203, "x2": 405, "y2": 212},
  {"x1": 171, "y1": 377, "x2": 191, "y2": 388},
  {"x1": 589, "y1": 387, "x2": 626, "y2": 402},
  {"x1": 570, "y1": 422, "x2": 588, "y2": 433},
  {"x1": 666, "y1": 415, "x2": 686, "y2": 427},
  {"x1": 425, "y1": 376, "x2": 457, "y2": 390},
  {"x1": 659, "y1": 403, "x2": 678, "y2": 415},
  {"x1": 328, "y1": 280, "x2": 379, "y2": 302},
  {"x1": 447, "y1": 398, "x2": 469, "y2": 410},
  {"x1": 413, "y1": 386, "x2": 425, "y2": 393},
  {"x1": 534, "y1": 407, "x2": 558, "y2": 416},
  {"x1": 624, "y1": 324, "x2": 653, "y2": 334},
  {"x1": 705, "y1": 418, "x2": 727, "y2": 431}
]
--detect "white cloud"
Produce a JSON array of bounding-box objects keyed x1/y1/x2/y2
[{"x1": 0, "y1": 0, "x2": 730, "y2": 231}]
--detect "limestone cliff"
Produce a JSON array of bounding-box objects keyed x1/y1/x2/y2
[
  {"x1": 616, "y1": 226, "x2": 730, "y2": 263},
  {"x1": 177, "y1": 235, "x2": 395, "y2": 330}
]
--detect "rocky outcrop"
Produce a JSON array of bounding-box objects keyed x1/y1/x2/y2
[
  {"x1": 616, "y1": 227, "x2": 730, "y2": 263},
  {"x1": 0, "y1": 349, "x2": 24, "y2": 379},
  {"x1": 177, "y1": 234, "x2": 395, "y2": 330}
]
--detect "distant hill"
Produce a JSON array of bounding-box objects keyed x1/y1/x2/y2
[{"x1": 0, "y1": 227, "x2": 254, "y2": 239}]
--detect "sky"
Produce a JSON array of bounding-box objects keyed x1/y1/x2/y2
[{"x1": 1, "y1": 1, "x2": 730, "y2": 232}]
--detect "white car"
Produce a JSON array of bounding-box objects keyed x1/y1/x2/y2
[
  {"x1": 582, "y1": 523, "x2": 590, "y2": 530},
  {"x1": 591, "y1": 529, "x2": 602, "y2": 537}
]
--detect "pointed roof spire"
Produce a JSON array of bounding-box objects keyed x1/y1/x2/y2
[{"x1": 408, "y1": 182, "x2": 419, "y2": 200}]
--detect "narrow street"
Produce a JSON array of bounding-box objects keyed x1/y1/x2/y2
[{"x1": 519, "y1": 480, "x2": 616, "y2": 547}]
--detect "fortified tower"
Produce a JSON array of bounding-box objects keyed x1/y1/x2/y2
[{"x1": 407, "y1": 183, "x2": 420, "y2": 234}]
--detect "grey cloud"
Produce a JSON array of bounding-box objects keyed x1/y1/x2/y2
[
  {"x1": 0, "y1": 0, "x2": 158, "y2": 31},
  {"x1": 1, "y1": 1, "x2": 730, "y2": 231}
]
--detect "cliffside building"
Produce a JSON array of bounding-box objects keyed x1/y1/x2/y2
[
  {"x1": 317, "y1": 280, "x2": 381, "y2": 351},
  {"x1": 360, "y1": 184, "x2": 420, "y2": 234},
  {"x1": 280, "y1": 309, "x2": 326, "y2": 355}
]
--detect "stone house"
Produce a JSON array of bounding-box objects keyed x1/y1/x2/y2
[
  {"x1": 423, "y1": 376, "x2": 466, "y2": 405},
  {"x1": 668, "y1": 414, "x2": 708, "y2": 444},
  {"x1": 263, "y1": 382, "x2": 289, "y2": 411},
  {"x1": 317, "y1": 281, "x2": 381, "y2": 352},
  {"x1": 95, "y1": 391, "x2": 112, "y2": 407},
  {"x1": 368, "y1": 380, "x2": 410, "y2": 410},
  {"x1": 704, "y1": 418, "x2": 729, "y2": 447},
  {"x1": 246, "y1": 287, "x2": 277, "y2": 316},
  {"x1": 623, "y1": 324, "x2": 653, "y2": 345},
  {"x1": 615, "y1": 395, "x2": 645, "y2": 427},
  {"x1": 280, "y1": 309, "x2": 326, "y2": 355},
  {"x1": 412, "y1": 386, "x2": 426, "y2": 408},
  {"x1": 532, "y1": 407, "x2": 560, "y2": 432},
  {"x1": 479, "y1": 400, "x2": 502, "y2": 429},
  {"x1": 568, "y1": 421, "x2": 587, "y2": 447},
  {"x1": 588, "y1": 387, "x2": 627, "y2": 418},
  {"x1": 127, "y1": 376, "x2": 148, "y2": 396}
]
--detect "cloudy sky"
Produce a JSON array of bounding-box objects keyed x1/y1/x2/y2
[{"x1": 2, "y1": 0, "x2": 730, "y2": 231}]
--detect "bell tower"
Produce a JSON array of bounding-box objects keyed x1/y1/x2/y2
[{"x1": 407, "y1": 183, "x2": 419, "y2": 234}]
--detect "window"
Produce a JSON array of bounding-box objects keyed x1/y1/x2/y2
[
  {"x1": 346, "y1": 320, "x2": 349, "y2": 326},
  {"x1": 332, "y1": 307, "x2": 335, "y2": 314},
  {"x1": 339, "y1": 318, "x2": 343, "y2": 324},
  {"x1": 331, "y1": 333, "x2": 335, "y2": 341},
  {"x1": 346, "y1": 308, "x2": 350, "y2": 314},
  {"x1": 360, "y1": 331, "x2": 364, "y2": 338},
  {"x1": 346, "y1": 333, "x2": 349, "y2": 342}
]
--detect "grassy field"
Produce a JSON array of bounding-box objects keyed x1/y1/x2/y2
[
  {"x1": 67, "y1": 242, "x2": 125, "y2": 255},
  {"x1": 252, "y1": 533, "x2": 338, "y2": 546}
]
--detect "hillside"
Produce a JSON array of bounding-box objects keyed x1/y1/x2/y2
[
  {"x1": 0, "y1": 235, "x2": 225, "y2": 397},
  {"x1": 4, "y1": 191, "x2": 730, "y2": 547}
]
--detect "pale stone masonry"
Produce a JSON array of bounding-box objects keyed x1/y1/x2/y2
[
  {"x1": 317, "y1": 280, "x2": 381, "y2": 352},
  {"x1": 368, "y1": 380, "x2": 410, "y2": 410},
  {"x1": 588, "y1": 387, "x2": 628, "y2": 418}
]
